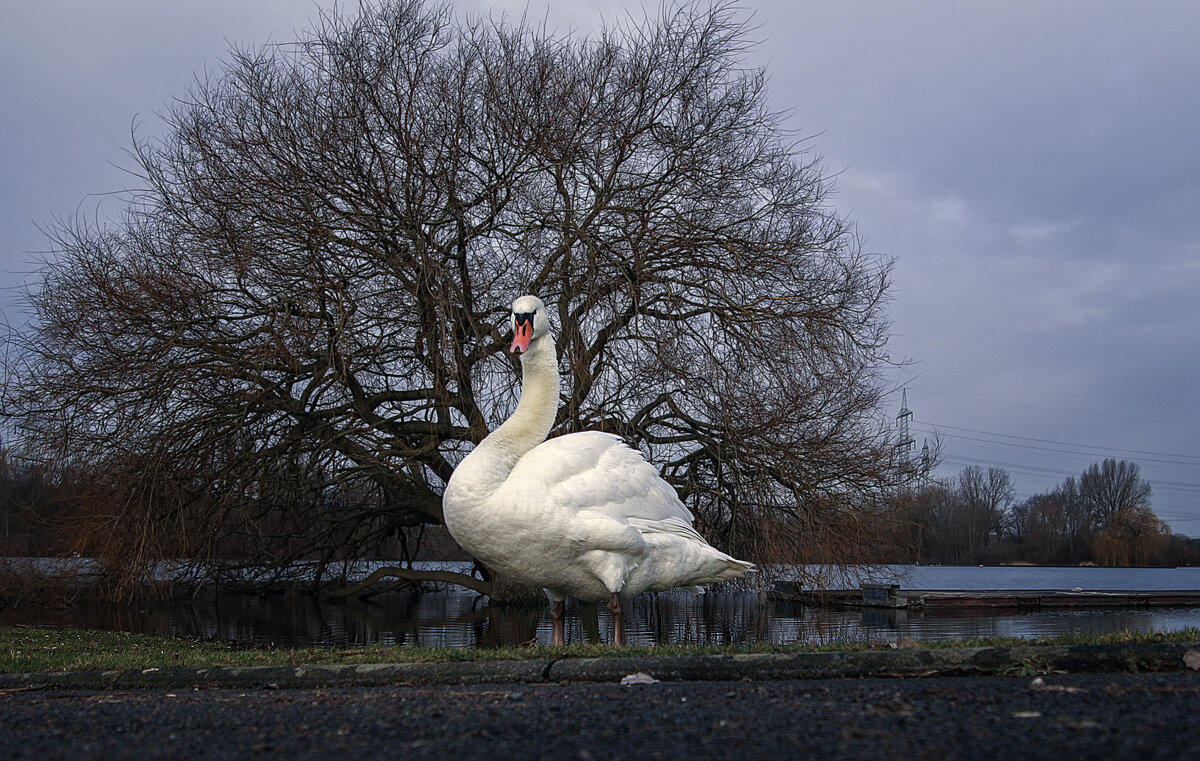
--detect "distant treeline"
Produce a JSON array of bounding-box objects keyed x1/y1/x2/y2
[
  {"x1": 4, "y1": 449, "x2": 1197, "y2": 577},
  {"x1": 884, "y1": 459, "x2": 1200, "y2": 567}
]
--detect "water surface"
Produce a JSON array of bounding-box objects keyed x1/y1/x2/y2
[{"x1": 4, "y1": 564, "x2": 1198, "y2": 647}]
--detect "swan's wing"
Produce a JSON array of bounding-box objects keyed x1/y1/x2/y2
[
  {"x1": 626, "y1": 514, "x2": 708, "y2": 543},
  {"x1": 499, "y1": 430, "x2": 752, "y2": 594},
  {"x1": 507, "y1": 430, "x2": 696, "y2": 526}
]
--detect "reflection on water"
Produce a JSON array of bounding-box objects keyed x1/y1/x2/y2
[{"x1": 3, "y1": 587, "x2": 1199, "y2": 648}]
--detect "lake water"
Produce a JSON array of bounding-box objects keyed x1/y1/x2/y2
[{"x1": 3, "y1": 565, "x2": 1199, "y2": 648}]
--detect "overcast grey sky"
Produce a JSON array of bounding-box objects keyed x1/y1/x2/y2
[{"x1": 2, "y1": 1, "x2": 1198, "y2": 532}]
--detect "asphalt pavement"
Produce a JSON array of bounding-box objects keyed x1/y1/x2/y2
[
  {"x1": 1, "y1": 672, "x2": 1198, "y2": 760},
  {"x1": 1, "y1": 642, "x2": 1198, "y2": 759}
]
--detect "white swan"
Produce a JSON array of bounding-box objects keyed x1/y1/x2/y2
[{"x1": 442, "y1": 295, "x2": 754, "y2": 645}]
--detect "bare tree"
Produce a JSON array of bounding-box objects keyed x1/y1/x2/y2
[
  {"x1": 4, "y1": 0, "x2": 905, "y2": 595},
  {"x1": 1079, "y1": 459, "x2": 1157, "y2": 566},
  {"x1": 1079, "y1": 459, "x2": 1153, "y2": 527},
  {"x1": 1015, "y1": 460, "x2": 1159, "y2": 566},
  {"x1": 1020, "y1": 491, "x2": 1070, "y2": 564},
  {"x1": 886, "y1": 479, "x2": 952, "y2": 564},
  {"x1": 957, "y1": 466, "x2": 1014, "y2": 547},
  {"x1": 898, "y1": 467, "x2": 1016, "y2": 564}
]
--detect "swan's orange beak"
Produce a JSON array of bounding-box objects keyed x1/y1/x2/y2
[{"x1": 510, "y1": 319, "x2": 534, "y2": 354}]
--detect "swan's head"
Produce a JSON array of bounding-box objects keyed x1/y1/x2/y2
[{"x1": 510, "y1": 295, "x2": 549, "y2": 354}]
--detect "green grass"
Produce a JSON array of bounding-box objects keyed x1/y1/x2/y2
[{"x1": 2, "y1": 626, "x2": 1198, "y2": 675}]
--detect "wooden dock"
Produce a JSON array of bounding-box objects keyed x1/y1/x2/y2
[
  {"x1": 899, "y1": 589, "x2": 1200, "y2": 610},
  {"x1": 771, "y1": 583, "x2": 1200, "y2": 610}
]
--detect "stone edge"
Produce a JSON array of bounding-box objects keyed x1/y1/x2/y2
[{"x1": 1, "y1": 642, "x2": 1197, "y2": 691}]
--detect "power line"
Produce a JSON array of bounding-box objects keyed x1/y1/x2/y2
[
  {"x1": 939, "y1": 454, "x2": 1083, "y2": 480},
  {"x1": 918, "y1": 421, "x2": 1200, "y2": 463},
  {"x1": 911, "y1": 387, "x2": 1200, "y2": 428},
  {"x1": 938, "y1": 454, "x2": 1200, "y2": 494},
  {"x1": 907, "y1": 389, "x2": 1200, "y2": 532},
  {"x1": 920, "y1": 420, "x2": 1200, "y2": 490},
  {"x1": 917, "y1": 424, "x2": 1200, "y2": 468}
]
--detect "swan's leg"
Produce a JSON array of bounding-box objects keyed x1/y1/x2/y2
[
  {"x1": 550, "y1": 599, "x2": 567, "y2": 646},
  {"x1": 607, "y1": 592, "x2": 627, "y2": 646}
]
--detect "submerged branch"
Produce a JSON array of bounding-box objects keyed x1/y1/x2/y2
[{"x1": 322, "y1": 566, "x2": 492, "y2": 599}]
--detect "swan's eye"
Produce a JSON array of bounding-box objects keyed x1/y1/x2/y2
[{"x1": 514, "y1": 311, "x2": 535, "y2": 328}]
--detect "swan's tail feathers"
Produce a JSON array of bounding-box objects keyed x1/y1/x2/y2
[
  {"x1": 713, "y1": 556, "x2": 756, "y2": 581},
  {"x1": 684, "y1": 553, "x2": 755, "y2": 588}
]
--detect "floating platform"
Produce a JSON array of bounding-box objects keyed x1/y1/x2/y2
[
  {"x1": 899, "y1": 589, "x2": 1200, "y2": 610},
  {"x1": 771, "y1": 583, "x2": 1200, "y2": 610}
]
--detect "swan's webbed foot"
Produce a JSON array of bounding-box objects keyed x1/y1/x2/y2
[{"x1": 608, "y1": 592, "x2": 626, "y2": 646}]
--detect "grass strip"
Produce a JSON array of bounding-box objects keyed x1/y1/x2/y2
[{"x1": 3, "y1": 625, "x2": 1198, "y2": 674}]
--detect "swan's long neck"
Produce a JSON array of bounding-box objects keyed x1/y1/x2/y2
[{"x1": 477, "y1": 333, "x2": 560, "y2": 469}]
